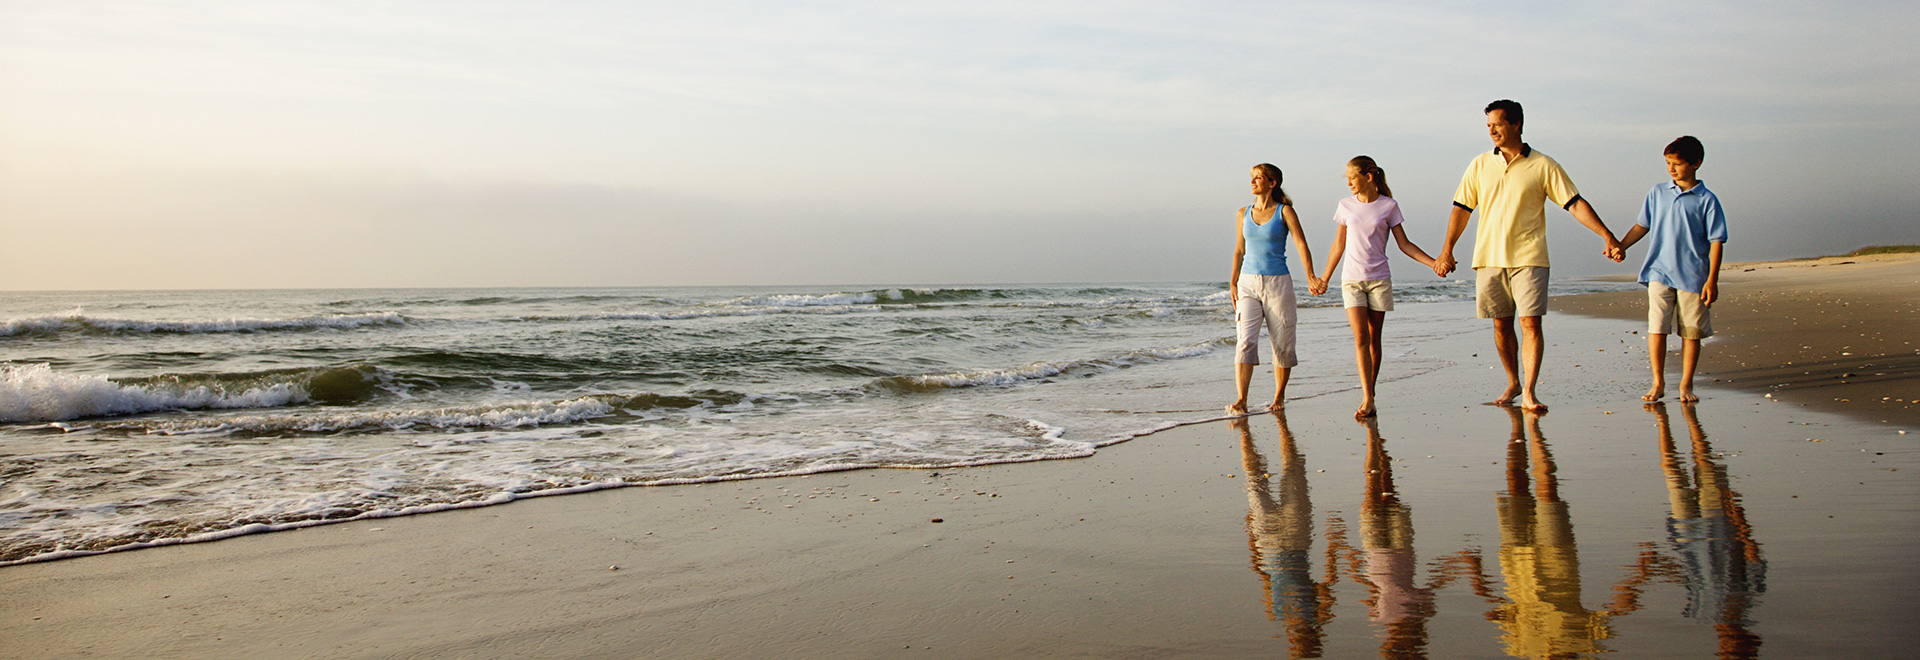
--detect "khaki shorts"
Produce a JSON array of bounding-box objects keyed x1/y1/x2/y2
[
  {"x1": 1648, "y1": 281, "x2": 1713, "y2": 339},
  {"x1": 1341, "y1": 279, "x2": 1394, "y2": 311},
  {"x1": 1476, "y1": 267, "x2": 1549, "y2": 319},
  {"x1": 1235, "y1": 274, "x2": 1298, "y2": 366}
]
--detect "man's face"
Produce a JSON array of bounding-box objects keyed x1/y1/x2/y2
[{"x1": 1486, "y1": 110, "x2": 1520, "y2": 147}]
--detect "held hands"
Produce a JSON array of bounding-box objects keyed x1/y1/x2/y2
[
  {"x1": 1433, "y1": 252, "x2": 1457, "y2": 277},
  {"x1": 1306, "y1": 276, "x2": 1328, "y2": 296},
  {"x1": 1604, "y1": 236, "x2": 1626, "y2": 262}
]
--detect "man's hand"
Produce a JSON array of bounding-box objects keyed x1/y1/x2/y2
[
  {"x1": 1604, "y1": 236, "x2": 1626, "y2": 262},
  {"x1": 1435, "y1": 251, "x2": 1457, "y2": 277}
]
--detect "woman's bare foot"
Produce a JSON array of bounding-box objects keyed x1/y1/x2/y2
[
  {"x1": 1643, "y1": 381, "x2": 1665, "y2": 402},
  {"x1": 1226, "y1": 400, "x2": 1248, "y2": 416},
  {"x1": 1490, "y1": 383, "x2": 1522, "y2": 406},
  {"x1": 1678, "y1": 386, "x2": 1698, "y2": 403}
]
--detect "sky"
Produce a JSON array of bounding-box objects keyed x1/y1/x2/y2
[{"x1": 3, "y1": 1, "x2": 1916, "y2": 290}]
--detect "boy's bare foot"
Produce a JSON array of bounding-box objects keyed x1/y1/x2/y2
[
  {"x1": 1226, "y1": 401, "x2": 1248, "y2": 416},
  {"x1": 1678, "y1": 386, "x2": 1698, "y2": 403},
  {"x1": 1521, "y1": 393, "x2": 1549, "y2": 414},
  {"x1": 1643, "y1": 381, "x2": 1665, "y2": 402},
  {"x1": 1490, "y1": 383, "x2": 1522, "y2": 406}
]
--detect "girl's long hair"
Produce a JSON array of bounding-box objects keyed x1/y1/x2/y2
[
  {"x1": 1348, "y1": 156, "x2": 1393, "y2": 199},
  {"x1": 1254, "y1": 163, "x2": 1293, "y2": 207}
]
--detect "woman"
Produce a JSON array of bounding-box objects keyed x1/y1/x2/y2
[{"x1": 1228, "y1": 163, "x2": 1320, "y2": 415}]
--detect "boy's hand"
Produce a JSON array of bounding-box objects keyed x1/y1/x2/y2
[
  {"x1": 1604, "y1": 236, "x2": 1626, "y2": 262},
  {"x1": 1702, "y1": 280, "x2": 1717, "y2": 306}
]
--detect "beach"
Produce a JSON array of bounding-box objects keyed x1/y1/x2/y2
[{"x1": 3, "y1": 262, "x2": 1918, "y2": 659}]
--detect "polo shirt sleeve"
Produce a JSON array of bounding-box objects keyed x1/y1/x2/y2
[
  {"x1": 1541, "y1": 157, "x2": 1580, "y2": 209},
  {"x1": 1452, "y1": 161, "x2": 1479, "y2": 211},
  {"x1": 1636, "y1": 185, "x2": 1659, "y2": 229},
  {"x1": 1704, "y1": 190, "x2": 1728, "y2": 243}
]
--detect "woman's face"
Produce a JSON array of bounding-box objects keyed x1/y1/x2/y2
[{"x1": 1249, "y1": 168, "x2": 1276, "y2": 196}]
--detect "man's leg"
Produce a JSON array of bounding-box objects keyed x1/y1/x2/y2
[
  {"x1": 1492, "y1": 316, "x2": 1521, "y2": 406},
  {"x1": 1517, "y1": 315, "x2": 1547, "y2": 412}
]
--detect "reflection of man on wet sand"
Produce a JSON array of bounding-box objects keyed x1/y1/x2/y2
[
  {"x1": 1234, "y1": 412, "x2": 1336, "y2": 659},
  {"x1": 1649, "y1": 402, "x2": 1766, "y2": 658},
  {"x1": 1486, "y1": 408, "x2": 1638, "y2": 659},
  {"x1": 1357, "y1": 418, "x2": 1436, "y2": 657}
]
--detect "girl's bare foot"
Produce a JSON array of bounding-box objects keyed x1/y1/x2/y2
[
  {"x1": 1490, "y1": 383, "x2": 1522, "y2": 406},
  {"x1": 1355, "y1": 405, "x2": 1376, "y2": 418},
  {"x1": 1643, "y1": 381, "x2": 1665, "y2": 402},
  {"x1": 1226, "y1": 401, "x2": 1248, "y2": 415},
  {"x1": 1521, "y1": 393, "x2": 1549, "y2": 414},
  {"x1": 1678, "y1": 387, "x2": 1698, "y2": 403}
]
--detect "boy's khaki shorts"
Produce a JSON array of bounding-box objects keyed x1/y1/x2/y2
[
  {"x1": 1648, "y1": 281, "x2": 1713, "y2": 339},
  {"x1": 1475, "y1": 267, "x2": 1549, "y2": 319},
  {"x1": 1341, "y1": 279, "x2": 1394, "y2": 311}
]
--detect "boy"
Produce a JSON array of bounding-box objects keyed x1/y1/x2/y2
[{"x1": 1619, "y1": 136, "x2": 1727, "y2": 403}]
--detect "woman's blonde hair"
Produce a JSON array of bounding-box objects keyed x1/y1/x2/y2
[
  {"x1": 1347, "y1": 156, "x2": 1392, "y2": 199},
  {"x1": 1253, "y1": 163, "x2": 1293, "y2": 207}
]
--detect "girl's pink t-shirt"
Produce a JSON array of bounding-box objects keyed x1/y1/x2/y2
[{"x1": 1335, "y1": 195, "x2": 1406, "y2": 282}]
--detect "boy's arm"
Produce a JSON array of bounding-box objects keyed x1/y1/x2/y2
[
  {"x1": 1567, "y1": 198, "x2": 1625, "y2": 262},
  {"x1": 1702, "y1": 241, "x2": 1724, "y2": 306},
  {"x1": 1619, "y1": 224, "x2": 1650, "y2": 250},
  {"x1": 1390, "y1": 225, "x2": 1438, "y2": 269}
]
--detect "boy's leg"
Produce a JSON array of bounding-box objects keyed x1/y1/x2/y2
[
  {"x1": 1679, "y1": 338, "x2": 1702, "y2": 403},
  {"x1": 1645, "y1": 283, "x2": 1678, "y2": 401}
]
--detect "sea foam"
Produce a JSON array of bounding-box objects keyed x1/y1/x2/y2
[
  {"x1": 0, "y1": 311, "x2": 405, "y2": 337},
  {"x1": 0, "y1": 363, "x2": 307, "y2": 423}
]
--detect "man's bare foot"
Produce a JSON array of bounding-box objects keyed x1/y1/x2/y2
[
  {"x1": 1678, "y1": 387, "x2": 1698, "y2": 403},
  {"x1": 1643, "y1": 381, "x2": 1665, "y2": 402},
  {"x1": 1489, "y1": 383, "x2": 1522, "y2": 406},
  {"x1": 1521, "y1": 393, "x2": 1549, "y2": 414},
  {"x1": 1226, "y1": 401, "x2": 1248, "y2": 416},
  {"x1": 1267, "y1": 395, "x2": 1285, "y2": 412}
]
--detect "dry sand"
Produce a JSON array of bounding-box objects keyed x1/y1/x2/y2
[
  {"x1": 4, "y1": 264, "x2": 1918, "y2": 659},
  {"x1": 1556, "y1": 252, "x2": 1920, "y2": 427}
]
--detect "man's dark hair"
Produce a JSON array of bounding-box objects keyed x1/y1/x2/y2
[
  {"x1": 1485, "y1": 99, "x2": 1524, "y2": 131},
  {"x1": 1663, "y1": 135, "x2": 1705, "y2": 166}
]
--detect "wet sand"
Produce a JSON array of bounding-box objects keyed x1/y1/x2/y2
[
  {"x1": 1555, "y1": 252, "x2": 1920, "y2": 427},
  {"x1": 4, "y1": 295, "x2": 1917, "y2": 658}
]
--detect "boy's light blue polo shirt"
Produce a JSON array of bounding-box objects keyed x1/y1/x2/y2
[{"x1": 1635, "y1": 180, "x2": 1728, "y2": 293}]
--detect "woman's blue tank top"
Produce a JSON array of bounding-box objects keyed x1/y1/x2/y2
[{"x1": 1240, "y1": 205, "x2": 1291, "y2": 275}]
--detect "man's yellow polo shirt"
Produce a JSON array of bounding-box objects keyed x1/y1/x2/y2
[{"x1": 1453, "y1": 145, "x2": 1581, "y2": 269}]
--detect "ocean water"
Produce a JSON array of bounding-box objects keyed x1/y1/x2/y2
[{"x1": 0, "y1": 280, "x2": 1634, "y2": 564}]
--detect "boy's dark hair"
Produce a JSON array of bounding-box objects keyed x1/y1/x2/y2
[
  {"x1": 1664, "y1": 135, "x2": 1705, "y2": 165},
  {"x1": 1485, "y1": 99, "x2": 1524, "y2": 131}
]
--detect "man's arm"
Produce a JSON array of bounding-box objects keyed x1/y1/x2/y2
[
  {"x1": 1567, "y1": 197, "x2": 1625, "y2": 262},
  {"x1": 1436, "y1": 205, "x2": 1471, "y2": 276}
]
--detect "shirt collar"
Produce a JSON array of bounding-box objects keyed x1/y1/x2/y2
[
  {"x1": 1494, "y1": 143, "x2": 1532, "y2": 159},
  {"x1": 1666, "y1": 180, "x2": 1706, "y2": 195}
]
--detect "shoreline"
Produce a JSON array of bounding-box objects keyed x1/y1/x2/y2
[{"x1": 1554, "y1": 252, "x2": 1920, "y2": 427}]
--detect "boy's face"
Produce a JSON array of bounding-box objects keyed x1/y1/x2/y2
[{"x1": 1665, "y1": 153, "x2": 1700, "y2": 185}]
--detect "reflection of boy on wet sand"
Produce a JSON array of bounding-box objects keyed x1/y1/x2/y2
[
  {"x1": 1234, "y1": 412, "x2": 1336, "y2": 658},
  {"x1": 1649, "y1": 403, "x2": 1766, "y2": 658},
  {"x1": 1357, "y1": 418, "x2": 1437, "y2": 656},
  {"x1": 1486, "y1": 409, "x2": 1639, "y2": 659}
]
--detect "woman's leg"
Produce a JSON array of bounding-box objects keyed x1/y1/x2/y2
[
  {"x1": 1267, "y1": 276, "x2": 1298, "y2": 410},
  {"x1": 1230, "y1": 283, "x2": 1264, "y2": 414}
]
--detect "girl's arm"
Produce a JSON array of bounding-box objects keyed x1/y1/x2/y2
[
  {"x1": 1281, "y1": 205, "x2": 1320, "y2": 294},
  {"x1": 1319, "y1": 225, "x2": 1347, "y2": 287},
  {"x1": 1390, "y1": 225, "x2": 1438, "y2": 269},
  {"x1": 1229, "y1": 209, "x2": 1247, "y2": 307}
]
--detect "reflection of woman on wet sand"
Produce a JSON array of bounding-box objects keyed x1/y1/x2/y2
[
  {"x1": 1648, "y1": 402, "x2": 1766, "y2": 658},
  {"x1": 1234, "y1": 412, "x2": 1335, "y2": 658},
  {"x1": 1356, "y1": 418, "x2": 1437, "y2": 657}
]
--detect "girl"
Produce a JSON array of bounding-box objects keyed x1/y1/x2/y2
[
  {"x1": 1228, "y1": 163, "x2": 1321, "y2": 415},
  {"x1": 1313, "y1": 156, "x2": 1439, "y2": 418}
]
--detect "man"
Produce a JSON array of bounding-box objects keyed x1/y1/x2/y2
[{"x1": 1435, "y1": 100, "x2": 1625, "y2": 412}]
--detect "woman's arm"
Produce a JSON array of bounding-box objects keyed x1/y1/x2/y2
[
  {"x1": 1229, "y1": 209, "x2": 1246, "y2": 307},
  {"x1": 1390, "y1": 225, "x2": 1438, "y2": 269},
  {"x1": 1281, "y1": 205, "x2": 1321, "y2": 293}
]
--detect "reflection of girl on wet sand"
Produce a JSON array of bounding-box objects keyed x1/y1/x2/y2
[
  {"x1": 1648, "y1": 402, "x2": 1766, "y2": 658},
  {"x1": 1356, "y1": 418, "x2": 1437, "y2": 657},
  {"x1": 1234, "y1": 412, "x2": 1336, "y2": 658}
]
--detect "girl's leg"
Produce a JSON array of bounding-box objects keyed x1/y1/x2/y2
[
  {"x1": 1347, "y1": 306, "x2": 1376, "y2": 417},
  {"x1": 1364, "y1": 309, "x2": 1386, "y2": 416}
]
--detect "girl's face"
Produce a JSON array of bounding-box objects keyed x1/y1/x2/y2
[
  {"x1": 1249, "y1": 168, "x2": 1277, "y2": 196},
  {"x1": 1345, "y1": 165, "x2": 1376, "y2": 197}
]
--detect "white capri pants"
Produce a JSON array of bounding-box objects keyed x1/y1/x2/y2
[{"x1": 1235, "y1": 274, "x2": 1298, "y2": 367}]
